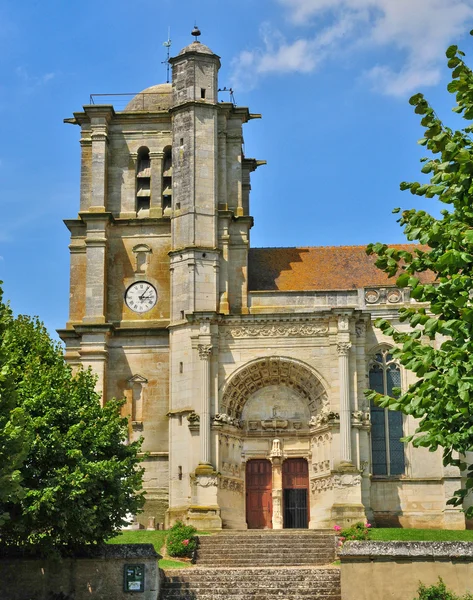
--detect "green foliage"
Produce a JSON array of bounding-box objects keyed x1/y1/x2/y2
[
  {"x1": 0, "y1": 283, "x2": 145, "y2": 550},
  {"x1": 0, "y1": 284, "x2": 32, "y2": 526},
  {"x1": 415, "y1": 578, "x2": 473, "y2": 600},
  {"x1": 366, "y1": 37, "x2": 473, "y2": 516},
  {"x1": 166, "y1": 521, "x2": 197, "y2": 558}
]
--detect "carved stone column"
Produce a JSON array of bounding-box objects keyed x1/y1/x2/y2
[
  {"x1": 270, "y1": 439, "x2": 283, "y2": 530},
  {"x1": 337, "y1": 341, "x2": 352, "y2": 466},
  {"x1": 198, "y1": 344, "x2": 213, "y2": 467}
]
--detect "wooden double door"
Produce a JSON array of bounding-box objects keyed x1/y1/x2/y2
[{"x1": 246, "y1": 458, "x2": 309, "y2": 529}]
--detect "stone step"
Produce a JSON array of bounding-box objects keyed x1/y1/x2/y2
[
  {"x1": 199, "y1": 534, "x2": 335, "y2": 541},
  {"x1": 195, "y1": 556, "x2": 335, "y2": 562},
  {"x1": 161, "y1": 535, "x2": 341, "y2": 600},
  {"x1": 196, "y1": 548, "x2": 335, "y2": 554},
  {"x1": 166, "y1": 578, "x2": 338, "y2": 591},
  {"x1": 198, "y1": 540, "x2": 335, "y2": 547},
  {"x1": 164, "y1": 567, "x2": 339, "y2": 577},
  {"x1": 194, "y1": 561, "x2": 334, "y2": 567},
  {"x1": 161, "y1": 594, "x2": 341, "y2": 600},
  {"x1": 164, "y1": 569, "x2": 340, "y2": 582},
  {"x1": 162, "y1": 592, "x2": 341, "y2": 599}
]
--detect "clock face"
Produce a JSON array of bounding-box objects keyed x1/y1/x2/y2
[{"x1": 125, "y1": 281, "x2": 158, "y2": 313}]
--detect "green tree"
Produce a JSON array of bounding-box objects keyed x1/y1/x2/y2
[
  {"x1": 0, "y1": 286, "x2": 32, "y2": 526},
  {"x1": 366, "y1": 36, "x2": 473, "y2": 514},
  {"x1": 0, "y1": 284, "x2": 145, "y2": 549}
]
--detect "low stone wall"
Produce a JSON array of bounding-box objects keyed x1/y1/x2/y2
[
  {"x1": 340, "y1": 541, "x2": 473, "y2": 600},
  {"x1": 0, "y1": 543, "x2": 160, "y2": 600}
]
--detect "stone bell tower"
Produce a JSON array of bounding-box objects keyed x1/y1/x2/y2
[{"x1": 166, "y1": 30, "x2": 264, "y2": 528}]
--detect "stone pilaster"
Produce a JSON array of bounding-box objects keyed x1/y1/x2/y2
[
  {"x1": 149, "y1": 151, "x2": 164, "y2": 218},
  {"x1": 75, "y1": 324, "x2": 112, "y2": 402},
  {"x1": 80, "y1": 212, "x2": 112, "y2": 324},
  {"x1": 83, "y1": 105, "x2": 114, "y2": 212}
]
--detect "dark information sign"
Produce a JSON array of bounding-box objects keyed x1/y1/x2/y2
[{"x1": 124, "y1": 564, "x2": 145, "y2": 593}]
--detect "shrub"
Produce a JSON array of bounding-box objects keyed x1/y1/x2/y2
[
  {"x1": 334, "y1": 521, "x2": 371, "y2": 544},
  {"x1": 415, "y1": 578, "x2": 473, "y2": 599},
  {"x1": 166, "y1": 521, "x2": 197, "y2": 557}
]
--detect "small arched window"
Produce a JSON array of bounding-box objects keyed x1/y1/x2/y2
[
  {"x1": 369, "y1": 348, "x2": 405, "y2": 476},
  {"x1": 136, "y1": 147, "x2": 151, "y2": 216}
]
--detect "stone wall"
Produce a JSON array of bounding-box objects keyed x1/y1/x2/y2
[
  {"x1": 0, "y1": 544, "x2": 160, "y2": 600},
  {"x1": 340, "y1": 541, "x2": 473, "y2": 599}
]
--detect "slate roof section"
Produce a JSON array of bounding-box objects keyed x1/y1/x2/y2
[{"x1": 248, "y1": 245, "x2": 433, "y2": 292}]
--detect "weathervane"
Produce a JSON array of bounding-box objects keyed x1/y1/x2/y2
[{"x1": 162, "y1": 27, "x2": 172, "y2": 84}]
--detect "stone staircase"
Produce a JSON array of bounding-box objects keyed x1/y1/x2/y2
[{"x1": 160, "y1": 531, "x2": 341, "y2": 600}]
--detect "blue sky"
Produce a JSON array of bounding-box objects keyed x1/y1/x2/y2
[{"x1": 1, "y1": 0, "x2": 473, "y2": 338}]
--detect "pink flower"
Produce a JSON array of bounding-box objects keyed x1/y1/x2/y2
[
  {"x1": 339, "y1": 536, "x2": 345, "y2": 541},
  {"x1": 182, "y1": 539, "x2": 189, "y2": 546},
  {"x1": 365, "y1": 523, "x2": 371, "y2": 528},
  {"x1": 333, "y1": 525, "x2": 342, "y2": 532}
]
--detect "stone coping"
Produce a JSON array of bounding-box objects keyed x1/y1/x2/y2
[
  {"x1": 339, "y1": 541, "x2": 473, "y2": 559},
  {"x1": 0, "y1": 543, "x2": 159, "y2": 560}
]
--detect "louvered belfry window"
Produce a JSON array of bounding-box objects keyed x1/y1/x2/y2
[{"x1": 369, "y1": 349, "x2": 405, "y2": 476}]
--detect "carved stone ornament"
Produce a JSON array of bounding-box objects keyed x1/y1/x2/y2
[
  {"x1": 198, "y1": 344, "x2": 213, "y2": 359},
  {"x1": 352, "y1": 410, "x2": 370, "y2": 425},
  {"x1": 338, "y1": 315, "x2": 349, "y2": 331},
  {"x1": 270, "y1": 438, "x2": 282, "y2": 458},
  {"x1": 365, "y1": 287, "x2": 403, "y2": 305},
  {"x1": 261, "y1": 419, "x2": 288, "y2": 430},
  {"x1": 309, "y1": 409, "x2": 339, "y2": 428},
  {"x1": 365, "y1": 289, "x2": 380, "y2": 304},
  {"x1": 195, "y1": 475, "x2": 218, "y2": 488},
  {"x1": 221, "y1": 462, "x2": 241, "y2": 477},
  {"x1": 187, "y1": 411, "x2": 200, "y2": 423},
  {"x1": 223, "y1": 322, "x2": 329, "y2": 339},
  {"x1": 218, "y1": 477, "x2": 243, "y2": 494},
  {"x1": 212, "y1": 413, "x2": 241, "y2": 428},
  {"x1": 311, "y1": 473, "x2": 362, "y2": 493},
  {"x1": 387, "y1": 289, "x2": 402, "y2": 303},
  {"x1": 336, "y1": 342, "x2": 352, "y2": 356},
  {"x1": 355, "y1": 322, "x2": 366, "y2": 338}
]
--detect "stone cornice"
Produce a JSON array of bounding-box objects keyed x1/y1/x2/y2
[
  {"x1": 78, "y1": 211, "x2": 114, "y2": 224},
  {"x1": 168, "y1": 246, "x2": 221, "y2": 257},
  {"x1": 170, "y1": 100, "x2": 219, "y2": 114}
]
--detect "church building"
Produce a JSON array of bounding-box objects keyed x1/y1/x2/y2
[{"x1": 59, "y1": 31, "x2": 465, "y2": 531}]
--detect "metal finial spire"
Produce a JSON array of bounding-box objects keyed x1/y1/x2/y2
[
  {"x1": 191, "y1": 24, "x2": 201, "y2": 41},
  {"x1": 162, "y1": 27, "x2": 172, "y2": 84}
]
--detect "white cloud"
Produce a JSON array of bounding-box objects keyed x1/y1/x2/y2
[
  {"x1": 231, "y1": 16, "x2": 357, "y2": 90},
  {"x1": 16, "y1": 66, "x2": 56, "y2": 91},
  {"x1": 231, "y1": 0, "x2": 473, "y2": 96}
]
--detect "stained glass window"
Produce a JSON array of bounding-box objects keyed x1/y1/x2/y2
[{"x1": 369, "y1": 349, "x2": 405, "y2": 476}]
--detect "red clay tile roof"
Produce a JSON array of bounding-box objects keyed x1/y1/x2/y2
[{"x1": 248, "y1": 245, "x2": 433, "y2": 292}]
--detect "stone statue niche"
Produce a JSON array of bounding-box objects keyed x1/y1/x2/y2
[{"x1": 241, "y1": 385, "x2": 310, "y2": 432}]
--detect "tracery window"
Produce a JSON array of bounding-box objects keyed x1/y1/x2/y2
[{"x1": 369, "y1": 348, "x2": 405, "y2": 476}]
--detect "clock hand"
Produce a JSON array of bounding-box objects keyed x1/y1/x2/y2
[{"x1": 139, "y1": 286, "x2": 150, "y2": 300}]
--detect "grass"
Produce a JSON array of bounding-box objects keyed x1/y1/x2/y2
[
  {"x1": 107, "y1": 529, "x2": 211, "y2": 568},
  {"x1": 369, "y1": 528, "x2": 473, "y2": 542},
  {"x1": 108, "y1": 530, "x2": 167, "y2": 554}
]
